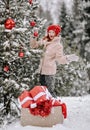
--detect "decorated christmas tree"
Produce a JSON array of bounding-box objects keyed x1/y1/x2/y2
[{"x1": 0, "y1": 0, "x2": 46, "y2": 126}]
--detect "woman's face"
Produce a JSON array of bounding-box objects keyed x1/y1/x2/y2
[{"x1": 48, "y1": 30, "x2": 56, "y2": 40}]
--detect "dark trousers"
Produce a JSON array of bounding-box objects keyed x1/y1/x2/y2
[{"x1": 40, "y1": 74, "x2": 56, "y2": 97}]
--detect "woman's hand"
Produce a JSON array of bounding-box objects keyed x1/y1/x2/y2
[
  {"x1": 30, "y1": 37, "x2": 38, "y2": 48},
  {"x1": 66, "y1": 54, "x2": 79, "y2": 63}
]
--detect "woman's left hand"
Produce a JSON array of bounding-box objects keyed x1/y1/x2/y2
[{"x1": 66, "y1": 54, "x2": 79, "y2": 63}]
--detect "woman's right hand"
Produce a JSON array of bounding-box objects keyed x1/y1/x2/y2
[{"x1": 30, "y1": 37, "x2": 39, "y2": 48}]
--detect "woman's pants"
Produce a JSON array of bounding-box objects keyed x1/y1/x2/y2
[{"x1": 40, "y1": 74, "x2": 56, "y2": 97}]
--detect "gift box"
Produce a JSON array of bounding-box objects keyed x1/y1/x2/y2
[
  {"x1": 18, "y1": 86, "x2": 67, "y2": 127},
  {"x1": 21, "y1": 106, "x2": 64, "y2": 127},
  {"x1": 18, "y1": 90, "x2": 33, "y2": 108},
  {"x1": 29, "y1": 86, "x2": 52, "y2": 104}
]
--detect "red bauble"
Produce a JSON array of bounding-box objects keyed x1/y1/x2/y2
[
  {"x1": 18, "y1": 51, "x2": 24, "y2": 58},
  {"x1": 30, "y1": 21, "x2": 36, "y2": 27},
  {"x1": 33, "y1": 31, "x2": 38, "y2": 37},
  {"x1": 4, "y1": 18, "x2": 15, "y2": 30},
  {"x1": 29, "y1": 0, "x2": 33, "y2": 4},
  {"x1": 4, "y1": 65, "x2": 9, "y2": 72}
]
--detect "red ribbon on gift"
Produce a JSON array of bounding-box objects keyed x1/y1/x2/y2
[
  {"x1": 61, "y1": 103, "x2": 67, "y2": 118},
  {"x1": 30, "y1": 100, "x2": 52, "y2": 117}
]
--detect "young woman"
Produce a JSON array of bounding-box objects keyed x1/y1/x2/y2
[{"x1": 30, "y1": 24, "x2": 79, "y2": 97}]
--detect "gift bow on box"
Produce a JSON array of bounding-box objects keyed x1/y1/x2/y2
[{"x1": 18, "y1": 86, "x2": 67, "y2": 118}]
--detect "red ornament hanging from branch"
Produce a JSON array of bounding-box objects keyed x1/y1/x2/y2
[
  {"x1": 29, "y1": 0, "x2": 33, "y2": 4},
  {"x1": 33, "y1": 31, "x2": 38, "y2": 37},
  {"x1": 18, "y1": 49, "x2": 24, "y2": 58},
  {"x1": 33, "y1": 28, "x2": 39, "y2": 37},
  {"x1": 3, "y1": 65, "x2": 9, "y2": 72},
  {"x1": 4, "y1": 18, "x2": 15, "y2": 30},
  {"x1": 30, "y1": 21, "x2": 36, "y2": 27}
]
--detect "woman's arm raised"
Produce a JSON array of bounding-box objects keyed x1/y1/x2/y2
[
  {"x1": 30, "y1": 38, "x2": 44, "y2": 49},
  {"x1": 56, "y1": 44, "x2": 79, "y2": 64}
]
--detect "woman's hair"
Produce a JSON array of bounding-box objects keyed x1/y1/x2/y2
[{"x1": 43, "y1": 35, "x2": 51, "y2": 42}]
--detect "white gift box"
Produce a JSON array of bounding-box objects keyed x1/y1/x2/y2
[{"x1": 21, "y1": 106, "x2": 64, "y2": 127}]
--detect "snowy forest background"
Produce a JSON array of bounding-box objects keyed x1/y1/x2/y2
[{"x1": 0, "y1": 0, "x2": 90, "y2": 127}]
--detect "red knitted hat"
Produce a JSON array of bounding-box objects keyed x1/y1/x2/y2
[{"x1": 47, "y1": 25, "x2": 61, "y2": 36}]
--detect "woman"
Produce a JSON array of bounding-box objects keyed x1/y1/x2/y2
[{"x1": 30, "y1": 24, "x2": 79, "y2": 97}]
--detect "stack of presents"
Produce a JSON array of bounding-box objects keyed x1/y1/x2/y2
[{"x1": 18, "y1": 86, "x2": 67, "y2": 127}]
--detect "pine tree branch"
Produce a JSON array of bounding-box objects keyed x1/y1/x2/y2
[{"x1": 5, "y1": 0, "x2": 9, "y2": 9}]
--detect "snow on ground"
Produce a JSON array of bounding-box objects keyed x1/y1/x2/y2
[{"x1": 1, "y1": 95, "x2": 90, "y2": 130}]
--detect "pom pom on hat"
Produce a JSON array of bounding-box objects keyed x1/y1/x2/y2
[{"x1": 47, "y1": 25, "x2": 61, "y2": 36}]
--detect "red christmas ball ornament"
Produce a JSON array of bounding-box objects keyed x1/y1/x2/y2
[
  {"x1": 3, "y1": 65, "x2": 9, "y2": 72},
  {"x1": 33, "y1": 31, "x2": 38, "y2": 37},
  {"x1": 30, "y1": 21, "x2": 36, "y2": 27},
  {"x1": 18, "y1": 50, "x2": 24, "y2": 58},
  {"x1": 4, "y1": 18, "x2": 15, "y2": 30},
  {"x1": 29, "y1": 0, "x2": 33, "y2": 4}
]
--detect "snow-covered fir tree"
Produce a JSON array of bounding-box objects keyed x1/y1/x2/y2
[
  {"x1": 82, "y1": 0, "x2": 90, "y2": 81},
  {"x1": 0, "y1": 0, "x2": 46, "y2": 126},
  {"x1": 82, "y1": 0, "x2": 90, "y2": 61},
  {"x1": 72, "y1": 0, "x2": 84, "y2": 56},
  {"x1": 53, "y1": 0, "x2": 90, "y2": 96}
]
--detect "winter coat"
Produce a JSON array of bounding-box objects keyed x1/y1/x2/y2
[{"x1": 30, "y1": 36, "x2": 68, "y2": 75}]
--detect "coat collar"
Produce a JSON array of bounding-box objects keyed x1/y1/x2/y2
[
  {"x1": 52, "y1": 36, "x2": 61, "y2": 43},
  {"x1": 43, "y1": 36, "x2": 61, "y2": 48}
]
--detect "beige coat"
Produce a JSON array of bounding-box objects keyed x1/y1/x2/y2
[{"x1": 30, "y1": 37, "x2": 68, "y2": 75}]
